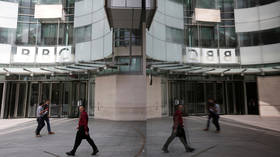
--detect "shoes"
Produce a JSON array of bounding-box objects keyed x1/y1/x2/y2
[
  {"x1": 215, "y1": 130, "x2": 220, "y2": 133},
  {"x1": 91, "y1": 149, "x2": 99, "y2": 155},
  {"x1": 35, "y1": 134, "x2": 41, "y2": 137},
  {"x1": 162, "y1": 147, "x2": 169, "y2": 153},
  {"x1": 66, "y1": 151, "x2": 75, "y2": 156},
  {"x1": 48, "y1": 132, "x2": 55, "y2": 134},
  {"x1": 203, "y1": 128, "x2": 209, "y2": 131},
  {"x1": 186, "y1": 147, "x2": 195, "y2": 152}
]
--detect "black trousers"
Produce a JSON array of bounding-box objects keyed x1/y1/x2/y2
[
  {"x1": 163, "y1": 127, "x2": 190, "y2": 150},
  {"x1": 206, "y1": 113, "x2": 220, "y2": 131},
  {"x1": 35, "y1": 117, "x2": 45, "y2": 135},
  {"x1": 71, "y1": 127, "x2": 98, "y2": 153}
]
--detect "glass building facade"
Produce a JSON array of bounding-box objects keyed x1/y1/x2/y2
[
  {"x1": 184, "y1": 0, "x2": 236, "y2": 49},
  {"x1": 0, "y1": 0, "x2": 280, "y2": 119}
]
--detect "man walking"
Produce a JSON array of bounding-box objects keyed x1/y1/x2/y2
[
  {"x1": 162, "y1": 104, "x2": 195, "y2": 153},
  {"x1": 66, "y1": 105, "x2": 99, "y2": 156},
  {"x1": 35, "y1": 102, "x2": 47, "y2": 137},
  {"x1": 204, "y1": 99, "x2": 220, "y2": 132},
  {"x1": 43, "y1": 99, "x2": 55, "y2": 134}
]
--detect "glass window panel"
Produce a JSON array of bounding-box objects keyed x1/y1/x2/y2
[
  {"x1": 219, "y1": 27, "x2": 226, "y2": 47},
  {"x1": 261, "y1": 27, "x2": 280, "y2": 45},
  {"x1": 166, "y1": 26, "x2": 184, "y2": 44},
  {"x1": 200, "y1": 26, "x2": 218, "y2": 48},
  {"x1": 185, "y1": 25, "x2": 199, "y2": 47},
  {"x1": 40, "y1": 23, "x2": 57, "y2": 45},
  {"x1": 221, "y1": 12, "x2": 234, "y2": 19},
  {"x1": 0, "y1": 27, "x2": 15, "y2": 44},
  {"x1": 225, "y1": 27, "x2": 236, "y2": 47},
  {"x1": 75, "y1": 24, "x2": 92, "y2": 43},
  {"x1": 118, "y1": 57, "x2": 141, "y2": 72},
  {"x1": 18, "y1": 8, "x2": 34, "y2": 14},
  {"x1": 16, "y1": 23, "x2": 36, "y2": 45},
  {"x1": 59, "y1": 23, "x2": 73, "y2": 45},
  {"x1": 39, "y1": 0, "x2": 61, "y2": 4},
  {"x1": 196, "y1": 0, "x2": 216, "y2": 9}
]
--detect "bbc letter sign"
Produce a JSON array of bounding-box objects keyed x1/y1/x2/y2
[
  {"x1": 184, "y1": 47, "x2": 201, "y2": 63},
  {"x1": 219, "y1": 49, "x2": 237, "y2": 64},
  {"x1": 13, "y1": 46, "x2": 36, "y2": 63}
]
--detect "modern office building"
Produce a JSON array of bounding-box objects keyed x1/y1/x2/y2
[{"x1": 0, "y1": 0, "x2": 279, "y2": 120}]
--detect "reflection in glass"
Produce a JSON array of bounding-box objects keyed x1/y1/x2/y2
[
  {"x1": 17, "y1": 83, "x2": 27, "y2": 117},
  {"x1": 75, "y1": 24, "x2": 91, "y2": 43},
  {"x1": 0, "y1": 28, "x2": 15, "y2": 44},
  {"x1": 166, "y1": 26, "x2": 184, "y2": 44},
  {"x1": 118, "y1": 57, "x2": 142, "y2": 72},
  {"x1": 40, "y1": 23, "x2": 57, "y2": 45},
  {"x1": 114, "y1": 28, "x2": 141, "y2": 47},
  {"x1": 200, "y1": 26, "x2": 218, "y2": 48},
  {"x1": 28, "y1": 83, "x2": 39, "y2": 117}
]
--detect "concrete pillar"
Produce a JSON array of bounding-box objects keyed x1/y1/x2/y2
[
  {"x1": 95, "y1": 75, "x2": 147, "y2": 121},
  {"x1": 257, "y1": 76, "x2": 280, "y2": 117},
  {"x1": 0, "y1": 82, "x2": 7, "y2": 119}
]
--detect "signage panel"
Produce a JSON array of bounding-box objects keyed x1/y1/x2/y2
[
  {"x1": 34, "y1": 4, "x2": 63, "y2": 19},
  {"x1": 195, "y1": 8, "x2": 221, "y2": 23},
  {"x1": 36, "y1": 47, "x2": 56, "y2": 63},
  {"x1": 184, "y1": 47, "x2": 238, "y2": 64},
  {"x1": 0, "y1": 44, "x2": 11, "y2": 64},
  {"x1": 13, "y1": 47, "x2": 36, "y2": 63},
  {"x1": 56, "y1": 46, "x2": 74, "y2": 63},
  {"x1": 184, "y1": 47, "x2": 201, "y2": 63},
  {"x1": 12, "y1": 46, "x2": 74, "y2": 64},
  {"x1": 201, "y1": 48, "x2": 219, "y2": 64},
  {"x1": 0, "y1": 1, "x2": 19, "y2": 28},
  {"x1": 219, "y1": 49, "x2": 238, "y2": 64}
]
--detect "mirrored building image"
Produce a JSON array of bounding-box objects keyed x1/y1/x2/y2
[{"x1": 0, "y1": 0, "x2": 279, "y2": 120}]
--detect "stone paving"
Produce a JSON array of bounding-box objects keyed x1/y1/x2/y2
[{"x1": 0, "y1": 116, "x2": 279, "y2": 157}]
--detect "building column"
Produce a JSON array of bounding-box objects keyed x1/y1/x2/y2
[
  {"x1": 23, "y1": 82, "x2": 28, "y2": 117},
  {"x1": 233, "y1": 82, "x2": 237, "y2": 114},
  {"x1": 0, "y1": 82, "x2": 7, "y2": 119},
  {"x1": 243, "y1": 81, "x2": 248, "y2": 114},
  {"x1": 13, "y1": 83, "x2": 20, "y2": 118}
]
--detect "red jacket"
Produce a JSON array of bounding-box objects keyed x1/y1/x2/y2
[
  {"x1": 173, "y1": 110, "x2": 183, "y2": 129},
  {"x1": 79, "y1": 111, "x2": 89, "y2": 132}
]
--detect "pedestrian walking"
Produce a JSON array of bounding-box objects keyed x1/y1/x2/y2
[
  {"x1": 162, "y1": 104, "x2": 195, "y2": 153},
  {"x1": 66, "y1": 105, "x2": 99, "y2": 156},
  {"x1": 204, "y1": 99, "x2": 220, "y2": 132},
  {"x1": 35, "y1": 102, "x2": 48, "y2": 137},
  {"x1": 43, "y1": 99, "x2": 55, "y2": 134}
]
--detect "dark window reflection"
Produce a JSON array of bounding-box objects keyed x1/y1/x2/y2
[
  {"x1": 238, "y1": 27, "x2": 280, "y2": 47},
  {"x1": 75, "y1": 24, "x2": 92, "y2": 43},
  {"x1": 236, "y1": 0, "x2": 279, "y2": 8},
  {"x1": 114, "y1": 28, "x2": 142, "y2": 47}
]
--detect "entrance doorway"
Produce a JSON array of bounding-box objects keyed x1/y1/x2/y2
[
  {"x1": 2, "y1": 81, "x2": 89, "y2": 118},
  {"x1": 246, "y1": 82, "x2": 259, "y2": 115}
]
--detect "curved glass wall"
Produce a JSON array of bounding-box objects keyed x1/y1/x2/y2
[
  {"x1": 236, "y1": 0, "x2": 280, "y2": 9},
  {"x1": 238, "y1": 27, "x2": 280, "y2": 47}
]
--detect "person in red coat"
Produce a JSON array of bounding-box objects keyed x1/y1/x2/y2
[
  {"x1": 162, "y1": 104, "x2": 195, "y2": 153},
  {"x1": 66, "y1": 105, "x2": 99, "y2": 156}
]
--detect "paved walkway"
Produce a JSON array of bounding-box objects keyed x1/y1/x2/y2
[
  {"x1": 0, "y1": 116, "x2": 279, "y2": 157},
  {"x1": 221, "y1": 115, "x2": 280, "y2": 132},
  {"x1": 147, "y1": 116, "x2": 280, "y2": 157}
]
